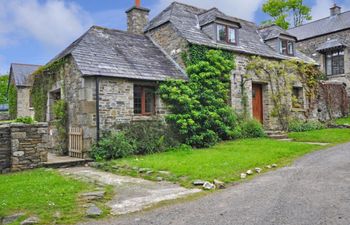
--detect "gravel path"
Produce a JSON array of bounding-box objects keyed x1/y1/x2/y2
[{"x1": 80, "y1": 142, "x2": 350, "y2": 225}]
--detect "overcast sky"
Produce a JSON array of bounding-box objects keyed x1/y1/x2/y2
[{"x1": 0, "y1": 0, "x2": 349, "y2": 74}]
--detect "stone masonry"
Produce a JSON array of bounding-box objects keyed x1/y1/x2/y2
[
  {"x1": 126, "y1": 6, "x2": 150, "y2": 35},
  {"x1": 0, "y1": 123, "x2": 48, "y2": 173},
  {"x1": 295, "y1": 29, "x2": 350, "y2": 96}
]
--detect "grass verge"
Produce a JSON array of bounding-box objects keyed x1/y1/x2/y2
[
  {"x1": 101, "y1": 129, "x2": 350, "y2": 187},
  {"x1": 335, "y1": 116, "x2": 350, "y2": 125},
  {"x1": 0, "y1": 168, "x2": 109, "y2": 224},
  {"x1": 288, "y1": 128, "x2": 350, "y2": 144},
  {"x1": 102, "y1": 138, "x2": 322, "y2": 187}
]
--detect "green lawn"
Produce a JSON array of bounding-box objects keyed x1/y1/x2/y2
[
  {"x1": 105, "y1": 138, "x2": 323, "y2": 186},
  {"x1": 289, "y1": 128, "x2": 350, "y2": 144},
  {"x1": 0, "y1": 169, "x2": 106, "y2": 225},
  {"x1": 104, "y1": 128, "x2": 350, "y2": 187},
  {"x1": 335, "y1": 116, "x2": 350, "y2": 125}
]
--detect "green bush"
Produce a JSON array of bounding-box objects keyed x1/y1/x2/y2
[
  {"x1": 0, "y1": 75, "x2": 8, "y2": 105},
  {"x1": 120, "y1": 121, "x2": 180, "y2": 155},
  {"x1": 15, "y1": 117, "x2": 34, "y2": 124},
  {"x1": 288, "y1": 120, "x2": 326, "y2": 132},
  {"x1": 159, "y1": 50, "x2": 239, "y2": 148},
  {"x1": 240, "y1": 119, "x2": 266, "y2": 138},
  {"x1": 90, "y1": 131, "x2": 136, "y2": 161}
]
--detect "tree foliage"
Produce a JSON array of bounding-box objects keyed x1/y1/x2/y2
[
  {"x1": 160, "y1": 50, "x2": 239, "y2": 148},
  {"x1": 262, "y1": 0, "x2": 312, "y2": 29},
  {"x1": 0, "y1": 75, "x2": 8, "y2": 104},
  {"x1": 8, "y1": 83, "x2": 17, "y2": 119}
]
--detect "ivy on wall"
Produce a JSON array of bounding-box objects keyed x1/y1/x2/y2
[
  {"x1": 181, "y1": 44, "x2": 234, "y2": 66},
  {"x1": 31, "y1": 58, "x2": 67, "y2": 122},
  {"x1": 53, "y1": 99, "x2": 68, "y2": 154},
  {"x1": 8, "y1": 83, "x2": 17, "y2": 119}
]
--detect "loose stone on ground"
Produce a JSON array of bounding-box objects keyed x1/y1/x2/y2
[
  {"x1": 20, "y1": 216, "x2": 39, "y2": 225},
  {"x1": 86, "y1": 204, "x2": 103, "y2": 217}
]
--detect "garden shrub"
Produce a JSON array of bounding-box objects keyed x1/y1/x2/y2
[
  {"x1": 120, "y1": 121, "x2": 181, "y2": 155},
  {"x1": 288, "y1": 119, "x2": 325, "y2": 132},
  {"x1": 90, "y1": 131, "x2": 136, "y2": 161},
  {"x1": 240, "y1": 119, "x2": 266, "y2": 138},
  {"x1": 160, "y1": 50, "x2": 239, "y2": 148},
  {"x1": 15, "y1": 116, "x2": 34, "y2": 124}
]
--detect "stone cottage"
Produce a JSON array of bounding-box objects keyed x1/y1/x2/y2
[
  {"x1": 8, "y1": 63, "x2": 41, "y2": 118},
  {"x1": 289, "y1": 4, "x2": 350, "y2": 96},
  {"x1": 32, "y1": 1, "x2": 324, "y2": 156}
]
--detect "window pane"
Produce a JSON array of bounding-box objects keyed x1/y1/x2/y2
[
  {"x1": 228, "y1": 28, "x2": 236, "y2": 43},
  {"x1": 145, "y1": 88, "x2": 155, "y2": 113},
  {"x1": 134, "y1": 86, "x2": 142, "y2": 114},
  {"x1": 217, "y1": 25, "x2": 226, "y2": 42},
  {"x1": 280, "y1": 40, "x2": 287, "y2": 55},
  {"x1": 288, "y1": 41, "x2": 294, "y2": 55}
]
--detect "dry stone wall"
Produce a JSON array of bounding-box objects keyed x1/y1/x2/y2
[{"x1": 0, "y1": 123, "x2": 48, "y2": 173}]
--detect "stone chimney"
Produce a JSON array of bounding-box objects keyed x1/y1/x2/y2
[
  {"x1": 126, "y1": 0, "x2": 150, "y2": 35},
  {"x1": 330, "y1": 4, "x2": 341, "y2": 16}
]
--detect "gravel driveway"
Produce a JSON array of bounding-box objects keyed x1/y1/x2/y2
[{"x1": 80, "y1": 142, "x2": 350, "y2": 225}]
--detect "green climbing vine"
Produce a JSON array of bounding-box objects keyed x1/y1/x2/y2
[
  {"x1": 246, "y1": 57, "x2": 297, "y2": 130},
  {"x1": 8, "y1": 83, "x2": 17, "y2": 119},
  {"x1": 31, "y1": 58, "x2": 67, "y2": 122},
  {"x1": 294, "y1": 61, "x2": 325, "y2": 119},
  {"x1": 181, "y1": 44, "x2": 234, "y2": 66},
  {"x1": 53, "y1": 99, "x2": 68, "y2": 154}
]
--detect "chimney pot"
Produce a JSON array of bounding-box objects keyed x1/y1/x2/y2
[{"x1": 136, "y1": 0, "x2": 141, "y2": 7}]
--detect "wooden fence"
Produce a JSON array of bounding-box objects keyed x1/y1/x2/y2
[{"x1": 69, "y1": 127, "x2": 83, "y2": 158}]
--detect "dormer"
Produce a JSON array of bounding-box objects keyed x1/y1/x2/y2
[
  {"x1": 259, "y1": 24, "x2": 297, "y2": 56},
  {"x1": 198, "y1": 8, "x2": 241, "y2": 45}
]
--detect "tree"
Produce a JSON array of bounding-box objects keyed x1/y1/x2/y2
[
  {"x1": 159, "y1": 50, "x2": 239, "y2": 148},
  {"x1": 262, "y1": 0, "x2": 312, "y2": 29},
  {"x1": 0, "y1": 75, "x2": 9, "y2": 104}
]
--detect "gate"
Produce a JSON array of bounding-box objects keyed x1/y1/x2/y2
[{"x1": 69, "y1": 127, "x2": 83, "y2": 158}]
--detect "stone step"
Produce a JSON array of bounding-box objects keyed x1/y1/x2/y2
[
  {"x1": 268, "y1": 134, "x2": 289, "y2": 140},
  {"x1": 44, "y1": 153, "x2": 92, "y2": 168}
]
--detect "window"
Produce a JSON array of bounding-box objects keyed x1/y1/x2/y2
[
  {"x1": 292, "y1": 87, "x2": 304, "y2": 109},
  {"x1": 134, "y1": 86, "x2": 155, "y2": 115},
  {"x1": 216, "y1": 24, "x2": 237, "y2": 44},
  {"x1": 325, "y1": 50, "x2": 344, "y2": 76},
  {"x1": 280, "y1": 39, "x2": 294, "y2": 56}
]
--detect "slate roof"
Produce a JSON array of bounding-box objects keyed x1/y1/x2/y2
[
  {"x1": 259, "y1": 24, "x2": 297, "y2": 41},
  {"x1": 9, "y1": 63, "x2": 41, "y2": 87},
  {"x1": 145, "y1": 2, "x2": 314, "y2": 63},
  {"x1": 52, "y1": 26, "x2": 186, "y2": 81},
  {"x1": 288, "y1": 10, "x2": 350, "y2": 41},
  {"x1": 198, "y1": 8, "x2": 241, "y2": 27},
  {"x1": 316, "y1": 39, "x2": 347, "y2": 52}
]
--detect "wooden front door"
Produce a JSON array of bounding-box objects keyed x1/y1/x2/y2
[{"x1": 252, "y1": 84, "x2": 263, "y2": 123}]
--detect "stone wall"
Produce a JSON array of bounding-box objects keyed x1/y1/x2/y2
[
  {"x1": 0, "y1": 124, "x2": 11, "y2": 173},
  {"x1": 98, "y1": 78, "x2": 167, "y2": 131},
  {"x1": 17, "y1": 87, "x2": 34, "y2": 118},
  {"x1": 146, "y1": 23, "x2": 189, "y2": 69},
  {"x1": 295, "y1": 29, "x2": 350, "y2": 95},
  {"x1": 0, "y1": 123, "x2": 48, "y2": 173}
]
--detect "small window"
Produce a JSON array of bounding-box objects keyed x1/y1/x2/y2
[
  {"x1": 292, "y1": 87, "x2": 304, "y2": 109},
  {"x1": 216, "y1": 24, "x2": 237, "y2": 44},
  {"x1": 325, "y1": 50, "x2": 344, "y2": 76},
  {"x1": 280, "y1": 39, "x2": 294, "y2": 56},
  {"x1": 134, "y1": 86, "x2": 155, "y2": 115},
  {"x1": 228, "y1": 27, "x2": 236, "y2": 44}
]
